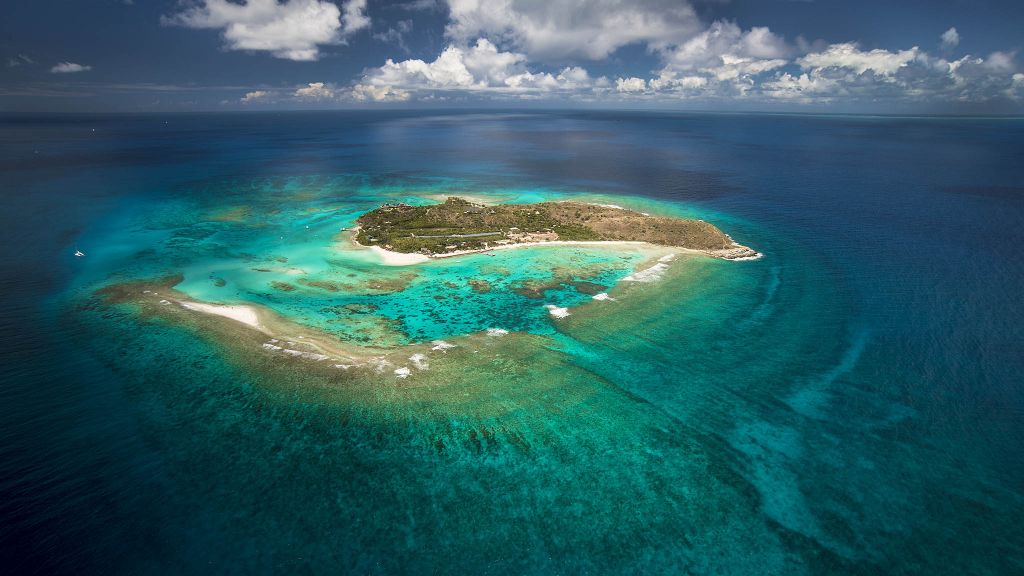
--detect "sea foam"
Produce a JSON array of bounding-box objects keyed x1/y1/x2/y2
[{"x1": 622, "y1": 263, "x2": 669, "y2": 283}]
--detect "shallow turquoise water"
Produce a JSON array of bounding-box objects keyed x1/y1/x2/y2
[
  {"x1": 1, "y1": 111, "x2": 1022, "y2": 574},
  {"x1": 72, "y1": 179, "x2": 661, "y2": 343}
]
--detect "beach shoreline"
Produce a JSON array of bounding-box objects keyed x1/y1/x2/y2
[
  {"x1": 368, "y1": 245, "x2": 431, "y2": 265},
  {"x1": 398, "y1": 240, "x2": 759, "y2": 263},
  {"x1": 348, "y1": 227, "x2": 760, "y2": 265}
]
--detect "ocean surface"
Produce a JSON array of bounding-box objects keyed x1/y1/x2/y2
[{"x1": 1, "y1": 110, "x2": 1022, "y2": 575}]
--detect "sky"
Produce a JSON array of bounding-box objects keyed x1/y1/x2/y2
[{"x1": 1, "y1": 0, "x2": 1023, "y2": 113}]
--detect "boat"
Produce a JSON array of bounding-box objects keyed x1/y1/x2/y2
[{"x1": 74, "y1": 249, "x2": 84, "y2": 257}]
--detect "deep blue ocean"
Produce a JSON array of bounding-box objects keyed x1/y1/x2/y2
[{"x1": 1, "y1": 111, "x2": 1022, "y2": 574}]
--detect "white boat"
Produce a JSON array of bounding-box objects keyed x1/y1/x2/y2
[{"x1": 74, "y1": 249, "x2": 84, "y2": 257}]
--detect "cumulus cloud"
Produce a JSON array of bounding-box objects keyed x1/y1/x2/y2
[
  {"x1": 760, "y1": 72, "x2": 840, "y2": 102},
  {"x1": 760, "y1": 44, "x2": 923, "y2": 103},
  {"x1": 444, "y1": 0, "x2": 701, "y2": 61},
  {"x1": 593, "y1": 29, "x2": 1020, "y2": 106},
  {"x1": 294, "y1": 82, "x2": 335, "y2": 98},
  {"x1": 351, "y1": 84, "x2": 411, "y2": 102},
  {"x1": 797, "y1": 43, "x2": 919, "y2": 75},
  {"x1": 759, "y1": 43, "x2": 1020, "y2": 104},
  {"x1": 1011, "y1": 73, "x2": 1024, "y2": 99},
  {"x1": 51, "y1": 62, "x2": 92, "y2": 73},
  {"x1": 639, "y1": 21, "x2": 790, "y2": 97},
  {"x1": 341, "y1": 0, "x2": 370, "y2": 35},
  {"x1": 240, "y1": 90, "x2": 269, "y2": 103},
  {"x1": 345, "y1": 2, "x2": 1021, "y2": 108},
  {"x1": 164, "y1": 0, "x2": 369, "y2": 61},
  {"x1": 979, "y1": 50, "x2": 1015, "y2": 73},
  {"x1": 355, "y1": 38, "x2": 607, "y2": 99},
  {"x1": 663, "y1": 22, "x2": 791, "y2": 71},
  {"x1": 647, "y1": 74, "x2": 708, "y2": 94},
  {"x1": 941, "y1": 27, "x2": 960, "y2": 51},
  {"x1": 615, "y1": 77, "x2": 646, "y2": 93}
]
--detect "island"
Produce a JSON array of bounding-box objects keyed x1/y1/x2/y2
[{"x1": 355, "y1": 197, "x2": 759, "y2": 260}]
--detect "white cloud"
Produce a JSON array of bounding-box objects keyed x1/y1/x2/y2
[
  {"x1": 359, "y1": 17, "x2": 794, "y2": 102},
  {"x1": 760, "y1": 72, "x2": 840, "y2": 102},
  {"x1": 981, "y1": 51, "x2": 1016, "y2": 73},
  {"x1": 345, "y1": 4, "x2": 1022, "y2": 108},
  {"x1": 1010, "y1": 73, "x2": 1024, "y2": 99},
  {"x1": 591, "y1": 31, "x2": 1021, "y2": 106},
  {"x1": 341, "y1": 0, "x2": 370, "y2": 35},
  {"x1": 648, "y1": 74, "x2": 707, "y2": 93},
  {"x1": 294, "y1": 82, "x2": 335, "y2": 98},
  {"x1": 355, "y1": 38, "x2": 607, "y2": 100},
  {"x1": 444, "y1": 0, "x2": 701, "y2": 61},
  {"x1": 51, "y1": 62, "x2": 92, "y2": 73},
  {"x1": 662, "y1": 21, "x2": 790, "y2": 72},
  {"x1": 351, "y1": 84, "x2": 411, "y2": 102},
  {"x1": 240, "y1": 90, "x2": 269, "y2": 103},
  {"x1": 759, "y1": 43, "x2": 1020, "y2": 104},
  {"x1": 643, "y1": 21, "x2": 790, "y2": 97},
  {"x1": 554, "y1": 66, "x2": 594, "y2": 88},
  {"x1": 797, "y1": 43, "x2": 919, "y2": 75},
  {"x1": 616, "y1": 77, "x2": 646, "y2": 93},
  {"x1": 367, "y1": 45, "x2": 480, "y2": 90},
  {"x1": 941, "y1": 27, "x2": 960, "y2": 50},
  {"x1": 164, "y1": 0, "x2": 369, "y2": 61}
]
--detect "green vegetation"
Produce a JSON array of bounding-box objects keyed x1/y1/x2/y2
[{"x1": 355, "y1": 197, "x2": 745, "y2": 256}]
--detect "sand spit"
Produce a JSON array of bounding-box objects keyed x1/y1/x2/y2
[
  {"x1": 545, "y1": 305, "x2": 571, "y2": 319},
  {"x1": 102, "y1": 278, "x2": 404, "y2": 372},
  {"x1": 179, "y1": 301, "x2": 263, "y2": 330},
  {"x1": 100, "y1": 277, "x2": 580, "y2": 384}
]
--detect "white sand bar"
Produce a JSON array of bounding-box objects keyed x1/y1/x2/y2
[
  {"x1": 180, "y1": 302, "x2": 262, "y2": 329},
  {"x1": 545, "y1": 304, "x2": 571, "y2": 318}
]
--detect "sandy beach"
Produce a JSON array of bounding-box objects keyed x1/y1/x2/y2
[
  {"x1": 368, "y1": 245, "x2": 430, "y2": 265},
  {"x1": 347, "y1": 201, "x2": 761, "y2": 264},
  {"x1": 348, "y1": 226, "x2": 663, "y2": 266},
  {"x1": 364, "y1": 238, "x2": 760, "y2": 264}
]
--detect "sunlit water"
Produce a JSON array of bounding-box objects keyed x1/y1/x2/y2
[{"x1": 1, "y1": 111, "x2": 1022, "y2": 574}]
